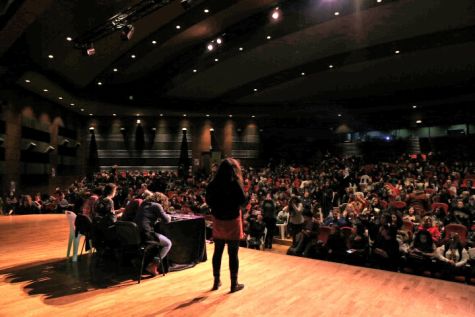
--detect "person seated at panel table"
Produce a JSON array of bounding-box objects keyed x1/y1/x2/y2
[
  {"x1": 134, "y1": 192, "x2": 172, "y2": 276},
  {"x1": 94, "y1": 183, "x2": 125, "y2": 227}
]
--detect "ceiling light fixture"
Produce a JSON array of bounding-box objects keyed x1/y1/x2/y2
[
  {"x1": 160, "y1": 113, "x2": 164, "y2": 117},
  {"x1": 204, "y1": 9, "x2": 209, "y2": 13},
  {"x1": 207, "y1": 44, "x2": 214, "y2": 51},
  {"x1": 120, "y1": 24, "x2": 135, "y2": 41},
  {"x1": 58, "y1": 96, "x2": 63, "y2": 100},
  {"x1": 251, "y1": 115, "x2": 256, "y2": 118},
  {"x1": 89, "y1": 113, "x2": 93, "y2": 116},
  {"x1": 266, "y1": 35, "x2": 271, "y2": 40},
  {"x1": 253, "y1": 88, "x2": 258, "y2": 92},
  {"x1": 48, "y1": 54, "x2": 54, "y2": 59},
  {"x1": 416, "y1": 120, "x2": 422, "y2": 124},
  {"x1": 43, "y1": 89, "x2": 48, "y2": 92},
  {"x1": 193, "y1": 69, "x2": 197, "y2": 73},
  {"x1": 412, "y1": 105, "x2": 417, "y2": 109},
  {"x1": 239, "y1": 47, "x2": 243, "y2": 51},
  {"x1": 97, "y1": 81, "x2": 102, "y2": 86},
  {"x1": 216, "y1": 38, "x2": 222, "y2": 45},
  {"x1": 301, "y1": 72, "x2": 306, "y2": 76},
  {"x1": 113, "y1": 113, "x2": 117, "y2": 116},
  {"x1": 206, "y1": 114, "x2": 210, "y2": 117},
  {"x1": 395, "y1": 50, "x2": 400, "y2": 54},
  {"x1": 329, "y1": 64, "x2": 334, "y2": 69},
  {"x1": 176, "y1": 25, "x2": 181, "y2": 30},
  {"x1": 80, "y1": 108, "x2": 85, "y2": 112},
  {"x1": 214, "y1": 58, "x2": 219, "y2": 62},
  {"x1": 113, "y1": 68, "x2": 118, "y2": 72},
  {"x1": 334, "y1": 12, "x2": 340, "y2": 16},
  {"x1": 183, "y1": 114, "x2": 187, "y2": 117},
  {"x1": 152, "y1": 40, "x2": 157, "y2": 45},
  {"x1": 66, "y1": 37, "x2": 72, "y2": 42},
  {"x1": 131, "y1": 54, "x2": 136, "y2": 59},
  {"x1": 24, "y1": 79, "x2": 30, "y2": 83},
  {"x1": 70, "y1": 103, "x2": 75, "y2": 106},
  {"x1": 271, "y1": 9, "x2": 280, "y2": 20}
]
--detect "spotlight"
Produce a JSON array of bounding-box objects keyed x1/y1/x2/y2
[
  {"x1": 253, "y1": 88, "x2": 258, "y2": 92},
  {"x1": 159, "y1": 113, "x2": 163, "y2": 117},
  {"x1": 395, "y1": 50, "x2": 400, "y2": 54},
  {"x1": 412, "y1": 105, "x2": 417, "y2": 109},
  {"x1": 183, "y1": 114, "x2": 187, "y2": 117},
  {"x1": 176, "y1": 25, "x2": 181, "y2": 30},
  {"x1": 214, "y1": 58, "x2": 219, "y2": 62},
  {"x1": 97, "y1": 81, "x2": 102, "y2": 86},
  {"x1": 239, "y1": 47, "x2": 243, "y2": 51},
  {"x1": 416, "y1": 120, "x2": 422, "y2": 124},
  {"x1": 204, "y1": 9, "x2": 209, "y2": 13},
  {"x1": 338, "y1": 114, "x2": 342, "y2": 117},
  {"x1": 131, "y1": 54, "x2": 136, "y2": 59},
  {"x1": 58, "y1": 97, "x2": 63, "y2": 100},
  {"x1": 24, "y1": 79, "x2": 30, "y2": 83},
  {"x1": 82, "y1": 43, "x2": 95, "y2": 56},
  {"x1": 89, "y1": 127, "x2": 95, "y2": 132},
  {"x1": 193, "y1": 69, "x2": 197, "y2": 73},
  {"x1": 334, "y1": 12, "x2": 340, "y2": 16},
  {"x1": 152, "y1": 40, "x2": 157, "y2": 45},
  {"x1": 271, "y1": 8, "x2": 280, "y2": 20},
  {"x1": 120, "y1": 24, "x2": 135, "y2": 41},
  {"x1": 152, "y1": 127, "x2": 156, "y2": 131},
  {"x1": 210, "y1": 128, "x2": 214, "y2": 132},
  {"x1": 48, "y1": 54, "x2": 54, "y2": 59},
  {"x1": 137, "y1": 119, "x2": 141, "y2": 124},
  {"x1": 66, "y1": 37, "x2": 72, "y2": 42},
  {"x1": 70, "y1": 103, "x2": 75, "y2": 106},
  {"x1": 206, "y1": 114, "x2": 210, "y2": 117},
  {"x1": 385, "y1": 136, "x2": 391, "y2": 141},
  {"x1": 43, "y1": 89, "x2": 48, "y2": 92},
  {"x1": 301, "y1": 72, "x2": 306, "y2": 76},
  {"x1": 216, "y1": 38, "x2": 222, "y2": 45},
  {"x1": 329, "y1": 64, "x2": 334, "y2": 69},
  {"x1": 113, "y1": 68, "x2": 118, "y2": 72},
  {"x1": 251, "y1": 115, "x2": 255, "y2": 118},
  {"x1": 182, "y1": 128, "x2": 187, "y2": 132},
  {"x1": 130, "y1": 96, "x2": 134, "y2": 101},
  {"x1": 113, "y1": 113, "x2": 117, "y2": 116},
  {"x1": 44, "y1": 146, "x2": 55, "y2": 154},
  {"x1": 266, "y1": 35, "x2": 271, "y2": 40},
  {"x1": 377, "y1": 0, "x2": 382, "y2": 3},
  {"x1": 25, "y1": 142, "x2": 37, "y2": 151},
  {"x1": 80, "y1": 108, "x2": 85, "y2": 112},
  {"x1": 229, "y1": 114, "x2": 233, "y2": 118},
  {"x1": 207, "y1": 44, "x2": 214, "y2": 51},
  {"x1": 89, "y1": 113, "x2": 93, "y2": 116},
  {"x1": 120, "y1": 127, "x2": 125, "y2": 132}
]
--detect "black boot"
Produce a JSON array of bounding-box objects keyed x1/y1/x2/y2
[
  {"x1": 230, "y1": 277, "x2": 244, "y2": 293},
  {"x1": 211, "y1": 276, "x2": 221, "y2": 291}
]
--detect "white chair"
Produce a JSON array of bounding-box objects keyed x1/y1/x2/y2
[
  {"x1": 276, "y1": 222, "x2": 287, "y2": 240},
  {"x1": 66, "y1": 210, "x2": 82, "y2": 262}
]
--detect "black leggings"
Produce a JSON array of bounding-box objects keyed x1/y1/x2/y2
[{"x1": 213, "y1": 239, "x2": 240, "y2": 279}]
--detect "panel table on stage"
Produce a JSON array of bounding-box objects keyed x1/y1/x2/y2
[{"x1": 155, "y1": 213, "x2": 207, "y2": 272}]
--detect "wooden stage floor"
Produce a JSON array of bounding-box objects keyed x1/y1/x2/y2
[{"x1": 0, "y1": 215, "x2": 474, "y2": 317}]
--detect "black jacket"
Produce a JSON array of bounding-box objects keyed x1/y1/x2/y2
[{"x1": 205, "y1": 180, "x2": 246, "y2": 220}]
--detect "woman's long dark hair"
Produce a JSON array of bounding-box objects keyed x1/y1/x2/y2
[{"x1": 212, "y1": 158, "x2": 243, "y2": 187}]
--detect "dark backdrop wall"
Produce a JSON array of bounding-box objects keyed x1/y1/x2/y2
[
  {"x1": 87, "y1": 116, "x2": 261, "y2": 171},
  {"x1": 0, "y1": 88, "x2": 87, "y2": 195}
]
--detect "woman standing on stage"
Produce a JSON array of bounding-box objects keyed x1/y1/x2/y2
[{"x1": 206, "y1": 158, "x2": 246, "y2": 293}]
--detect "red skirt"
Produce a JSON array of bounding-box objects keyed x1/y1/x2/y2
[{"x1": 212, "y1": 211, "x2": 244, "y2": 241}]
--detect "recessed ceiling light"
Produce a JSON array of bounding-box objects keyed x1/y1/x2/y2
[
  {"x1": 136, "y1": 113, "x2": 140, "y2": 116},
  {"x1": 131, "y1": 54, "x2": 136, "y2": 59},
  {"x1": 129, "y1": 96, "x2": 134, "y2": 100},
  {"x1": 266, "y1": 35, "x2": 271, "y2": 40},
  {"x1": 24, "y1": 79, "x2": 30, "y2": 83},
  {"x1": 329, "y1": 64, "x2": 334, "y2": 68},
  {"x1": 301, "y1": 72, "x2": 306, "y2": 76},
  {"x1": 97, "y1": 81, "x2": 102, "y2": 86},
  {"x1": 58, "y1": 96, "x2": 63, "y2": 100},
  {"x1": 395, "y1": 50, "x2": 400, "y2": 54},
  {"x1": 338, "y1": 114, "x2": 342, "y2": 117},
  {"x1": 207, "y1": 44, "x2": 214, "y2": 51},
  {"x1": 253, "y1": 88, "x2": 258, "y2": 92},
  {"x1": 216, "y1": 38, "x2": 222, "y2": 45},
  {"x1": 377, "y1": 0, "x2": 382, "y2": 3},
  {"x1": 66, "y1": 37, "x2": 72, "y2": 42},
  {"x1": 334, "y1": 12, "x2": 340, "y2": 16},
  {"x1": 48, "y1": 54, "x2": 54, "y2": 59},
  {"x1": 160, "y1": 113, "x2": 163, "y2": 117},
  {"x1": 113, "y1": 68, "x2": 118, "y2": 72},
  {"x1": 113, "y1": 113, "x2": 117, "y2": 116},
  {"x1": 251, "y1": 115, "x2": 256, "y2": 118},
  {"x1": 272, "y1": 9, "x2": 280, "y2": 20},
  {"x1": 239, "y1": 47, "x2": 243, "y2": 51},
  {"x1": 89, "y1": 113, "x2": 93, "y2": 116},
  {"x1": 176, "y1": 25, "x2": 181, "y2": 29},
  {"x1": 204, "y1": 9, "x2": 209, "y2": 13},
  {"x1": 412, "y1": 105, "x2": 417, "y2": 109},
  {"x1": 70, "y1": 103, "x2": 75, "y2": 106},
  {"x1": 214, "y1": 58, "x2": 219, "y2": 62},
  {"x1": 80, "y1": 108, "x2": 85, "y2": 112},
  {"x1": 43, "y1": 89, "x2": 48, "y2": 92},
  {"x1": 183, "y1": 114, "x2": 187, "y2": 117},
  {"x1": 229, "y1": 114, "x2": 233, "y2": 118},
  {"x1": 152, "y1": 40, "x2": 157, "y2": 45},
  {"x1": 206, "y1": 114, "x2": 210, "y2": 117},
  {"x1": 193, "y1": 69, "x2": 197, "y2": 73},
  {"x1": 416, "y1": 120, "x2": 422, "y2": 124}
]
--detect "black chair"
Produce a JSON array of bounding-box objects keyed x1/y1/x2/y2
[{"x1": 114, "y1": 221, "x2": 165, "y2": 283}]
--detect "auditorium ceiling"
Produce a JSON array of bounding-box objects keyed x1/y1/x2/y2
[{"x1": 1, "y1": 0, "x2": 474, "y2": 125}]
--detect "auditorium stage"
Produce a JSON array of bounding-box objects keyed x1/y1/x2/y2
[{"x1": 0, "y1": 215, "x2": 473, "y2": 317}]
